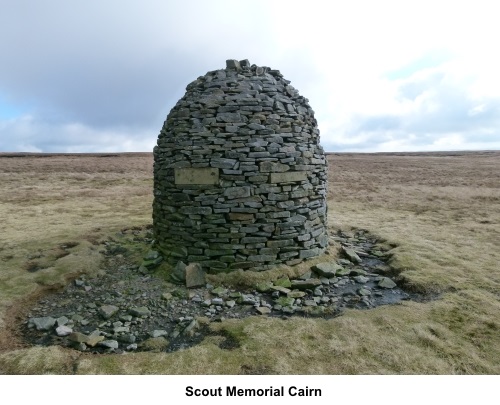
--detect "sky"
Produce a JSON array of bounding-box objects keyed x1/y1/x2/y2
[{"x1": 0, "y1": 0, "x2": 499, "y2": 153}]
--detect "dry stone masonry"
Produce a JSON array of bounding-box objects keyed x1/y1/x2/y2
[{"x1": 153, "y1": 59, "x2": 328, "y2": 273}]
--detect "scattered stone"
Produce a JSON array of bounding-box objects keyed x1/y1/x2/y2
[
  {"x1": 313, "y1": 262, "x2": 341, "y2": 278},
  {"x1": 171, "y1": 261, "x2": 186, "y2": 284},
  {"x1": 128, "y1": 307, "x2": 151, "y2": 317},
  {"x1": 68, "y1": 332, "x2": 104, "y2": 347},
  {"x1": 119, "y1": 314, "x2": 133, "y2": 322},
  {"x1": 183, "y1": 319, "x2": 198, "y2": 336},
  {"x1": 31, "y1": 317, "x2": 56, "y2": 331},
  {"x1": 151, "y1": 330, "x2": 168, "y2": 338},
  {"x1": 99, "y1": 305, "x2": 119, "y2": 320},
  {"x1": 72, "y1": 314, "x2": 84, "y2": 323},
  {"x1": 56, "y1": 316, "x2": 69, "y2": 326},
  {"x1": 337, "y1": 259, "x2": 351, "y2": 266},
  {"x1": 336, "y1": 268, "x2": 352, "y2": 277},
  {"x1": 270, "y1": 285, "x2": 291, "y2": 295},
  {"x1": 239, "y1": 294, "x2": 258, "y2": 305},
  {"x1": 21, "y1": 226, "x2": 420, "y2": 355},
  {"x1": 86, "y1": 333, "x2": 106, "y2": 347},
  {"x1": 119, "y1": 334, "x2": 136, "y2": 344},
  {"x1": 341, "y1": 246, "x2": 362, "y2": 264},
  {"x1": 55, "y1": 325, "x2": 73, "y2": 337},
  {"x1": 185, "y1": 263, "x2": 205, "y2": 288},
  {"x1": 287, "y1": 290, "x2": 306, "y2": 298},
  {"x1": 99, "y1": 340, "x2": 119, "y2": 349},
  {"x1": 256, "y1": 307, "x2": 271, "y2": 315},
  {"x1": 354, "y1": 275, "x2": 369, "y2": 284},
  {"x1": 351, "y1": 269, "x2": 368, "y2": 276},
  {"x1": 68, "y1": 332, "x2": 88, "y2": 344},
  {"x1": 378, "y1": 277, "x2": 397, "y2": 289},
  {"x1": 291, "y1": 279, "x2": 322, "y2": 290},
  {"x1": 211, "y1": 287, "x2": 228, "y2": 297}
]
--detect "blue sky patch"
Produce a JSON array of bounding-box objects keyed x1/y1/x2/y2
[{"x1": 385, "y1": 50, "x2": 452, "y2": 81}]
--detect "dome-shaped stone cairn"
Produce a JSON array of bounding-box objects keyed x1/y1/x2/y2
[{"x1": 153, "y1": 59, "x2": 328, "y2": 274}]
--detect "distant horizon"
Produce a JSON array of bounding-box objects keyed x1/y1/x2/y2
[{"x1": 2, "y1": 148, "x2": 498, "y2": 156}]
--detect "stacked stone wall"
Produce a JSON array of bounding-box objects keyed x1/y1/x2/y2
[{"x1": 153, "y1": 59, "x2": 328, "y2": 273}]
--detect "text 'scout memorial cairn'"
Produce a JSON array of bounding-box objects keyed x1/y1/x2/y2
[{"x1": 153, "y1": 59, "x2": 328, "y2": 273}]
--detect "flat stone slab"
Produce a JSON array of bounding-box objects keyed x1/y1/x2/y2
[
  {"x1": 290, "y1": 278, "x2": 322, "y2": 290},
  {"x1": 31, "y1": 317, "x2": 56, "y2": 331},
  {"x1": 287, "y1": 290, "x2": 306, "y2": 298},
  {"x1": 55, "y1": 325, "x2": 73, "y2": 336},
  {"x1": 68, "y1": 332, "x2": 104, "y2": 347},
  {"x1": 99, "y1": 340, "x2": 119, "y2": 349},
  {"x1": 336, "y1": 268, "x2": 352, "y2": 277},
  {"x1": 171, "y1": 261, "x2": 186, "y2": 283},
  {"x1": 256, "y1": 307, "x2": 271, "y2": 315},
  {"x1": 341, "y1": 246, "x2": 362, "y2": 263},
  {"x1": 354, "y1": 275, "x2": 370, "y2": 284},
  {"x1": 185, "y1": 263, "x2": 205, "y2": 288},
  {"x1": 313, "y1": 262, "x2": 342, "y2": 278},
  {"x1": 128, "y1": 306, "x2": 151, "y2": 317},
  {"x1": 378, "y1": 277, "x2": 397, "y2": 289},
  {"x1": 175, "y1": 167, "x2": 219, "y2": 185},
  {"x1": 99, "y1": 305, "x2": 119, "y2": 320},
  {"x1": 270, "y1": 285, "x2": 291, "y2": 294},
  {"x1": 270, "y1": 171, "x2": 307, "y2": 183}
]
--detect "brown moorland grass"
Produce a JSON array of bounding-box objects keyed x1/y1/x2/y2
[{"x1": 0, "y1": 151, "x2": 498, "y2": 374}]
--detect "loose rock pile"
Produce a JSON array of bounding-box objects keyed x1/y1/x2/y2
[
  {"x1": 153, "y1": 59, "x2": 328, "y2": 273},
  {"x1": 23, "y1": 227, "x2": 416, "y2": 354}
]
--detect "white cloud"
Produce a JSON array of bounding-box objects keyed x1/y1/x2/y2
[{"x1": 0, "y1": 115, "x2": 156, "y2": 153}]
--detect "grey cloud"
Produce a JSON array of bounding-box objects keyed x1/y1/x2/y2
[
  {"x1": 0, "y1": 0, "x2": 281, "y2": 152},
  {"x1": 0, "y1": 116, "x2": 156, "y2": 153}
]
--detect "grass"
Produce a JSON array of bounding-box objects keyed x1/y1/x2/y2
[{"x1": 0, "y1": 151, "x2": 499, "y2": 374}]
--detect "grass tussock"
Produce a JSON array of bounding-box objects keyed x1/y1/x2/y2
[{"x1": 0, "y1": 151, "x2": 499, "y2": 374}]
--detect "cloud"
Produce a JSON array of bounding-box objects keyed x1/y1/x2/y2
[
  {"x1": 0, "y1": 115, "x2": 155, "y2": 153},
  {"x1": 323, "y1": 64, "x2": 500, "y2": 152},
  {"x1": 0, "y1": 0, "x2": 499, "y2": 152}
]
